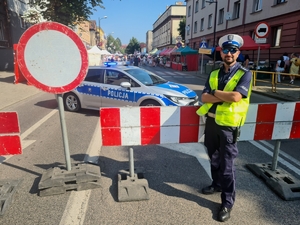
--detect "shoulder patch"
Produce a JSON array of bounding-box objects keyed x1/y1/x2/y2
[{"x1": 239, "y1": 66, "x2": 249, "y2": 72}]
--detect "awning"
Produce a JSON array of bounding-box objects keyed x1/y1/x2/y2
[
  {"x1": 159, "y1": 48, "x2": 169, "y2": 56},
  {"x1": 149, "y1": 48, "x2": 158, "y2": 55}
]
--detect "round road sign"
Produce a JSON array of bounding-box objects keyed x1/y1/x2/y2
[
  {"x1": 254, "y1": 22, "x2": 270, "y2": 38},
  {"x1": 17, "y1": 22, "x2": 88, "y2": 94}
]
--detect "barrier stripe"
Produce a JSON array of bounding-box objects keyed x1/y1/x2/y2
[
  {"x1": 100, "y1": 106, "x2": 203, "y2": 146},
  {"x1": 100, "y1": 103, "x2": 300, "y2": 146},
  {"x1": 0, "y1": 112, "x2": 20, "y2": 134},
  {"x1": 0, "y1": 136, "x2": 22, "y2": 155},
  {"x1": 0, "y1": 112, "x2": 22, "y2": 155}
]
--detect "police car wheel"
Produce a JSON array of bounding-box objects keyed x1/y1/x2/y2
[
  {"x1": 63, "y1": 93, "x2": 81, "y2": 112},
  {"x1": 140, "y1": 100, "x2": 161, "y2": 106}
]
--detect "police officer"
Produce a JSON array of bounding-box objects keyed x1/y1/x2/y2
[{"x1": 197, "y1": 34, "x2": 252, "y2": 222}]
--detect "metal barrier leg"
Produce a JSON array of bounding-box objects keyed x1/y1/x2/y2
[{"x1": 271, "y1": 140, "x2": 281, "y2": 171}]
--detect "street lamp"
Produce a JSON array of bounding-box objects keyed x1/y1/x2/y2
[
  {"x1": 98, "y1": 16, "x2": 107, "y2": 48},
  {"x1": 206, "y1": 0, "x2": 218, "y2": 69}
]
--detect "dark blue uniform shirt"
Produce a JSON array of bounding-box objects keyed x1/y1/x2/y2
[{"x1": 202, "y1": 63, "x2": 252, "y2": 114}]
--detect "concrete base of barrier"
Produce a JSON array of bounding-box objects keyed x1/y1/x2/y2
[
  {"x1": 118, "y1": 168, "x2": 149, "y2": 202},
  {"x1": 38, "y1": 163, "x2": 101, "y2": 197},
  {"x1": 0, "y1": 179, "x2": 22, "y2": 217},
  {"x1": 246, "y1": 163, "x2": 300, "y2": 201}
]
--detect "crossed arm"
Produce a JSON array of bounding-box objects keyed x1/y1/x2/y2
[{"x1": 201, "y1": 90, "x2": 242, "y2": 104}]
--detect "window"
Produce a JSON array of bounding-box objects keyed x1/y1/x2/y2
[
  {"x1": 188, "y1": 6, "x2": 191, "y2": 17},
  {"x1": 0, "y1": 21, "x2": 4, "y2": 41},
  {"x1": 187, "y1": 25, "x2": 190, "y2": 35},
  {"x1": 194, "y1": 21, "x2": 198, "y2": 33},
  {"x1": 195, "y1": 1, "x2": 199, "y2": 13},
  {"x1": 105, "y1": 70, "x2": 132, "y2": 86},
  {"x1": 200, "y1": 18, "x2": 204, "y2": 31},
  {"x1": 233, "y1": 1, "x2": 240, "y2": 19},
  {"x1": 202, "y1": 0, "x2": 206, "y2": 8},
  {"x1": 85, "y1": 69, "x2": 104, "y2": 83},
  {"x1": 208, "y1": 14, "x2": 212, "y2": 28},
  {"x1": 219, "y1": 8, "x2": 224, "y2": 24},
  {"x1": 272, "y1": 26, "x2": 282, "y2": 47},
  {"x1": 275, "y1": 0, "x2": 286, "y2": 4},
  {"x1": 19, "y1": 16, "x2": 26, "y2": 29},
  {"x1": 254, "y1": 0, "x2": 262, "y2": 12},
  {"x1": 296, "y1": 21, "x2": 300, "y2": 46}
]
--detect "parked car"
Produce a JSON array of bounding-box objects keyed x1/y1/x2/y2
[{"x1": 63, "y1": 62, "x2": 199, "y2": 112}]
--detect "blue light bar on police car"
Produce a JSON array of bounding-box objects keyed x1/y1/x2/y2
[{"x1": 104, "y1": 62, "x2": 118, "y2": 67}]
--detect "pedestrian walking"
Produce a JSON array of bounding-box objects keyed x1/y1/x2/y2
[
  {"x1": 196, "y1": 34, "x2": 252, "y2": 222},
  {"x1": 289, "y1": 53, "x2": 299, "y2": 84},
  {"x1": 275, "y1": 55, "x2": 285, "y2": 83}
]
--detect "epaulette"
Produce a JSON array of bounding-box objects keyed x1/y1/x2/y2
[{"x1": 239, "y1": 66, "x2": 249, "y2": 72}]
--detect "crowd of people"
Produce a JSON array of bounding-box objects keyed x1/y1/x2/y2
[
  {"x1": 127, "y1": 55, "x2": 169, "y2": 68},
  {"x1": 275, "y1": 52, "x2": 300, "y2": 84}
]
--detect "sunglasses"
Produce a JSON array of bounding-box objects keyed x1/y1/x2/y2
[{"x1": 222, "y1": 48, "x2": 239, "y2": 54}]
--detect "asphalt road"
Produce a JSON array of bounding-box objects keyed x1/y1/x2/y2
[{"x1": 0, "y1": 67, "x2": 300, "y2": 224}]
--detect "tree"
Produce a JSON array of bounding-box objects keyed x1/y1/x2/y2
[
  {"x1": 106, "y1": 35, "x2": 124, "y2": 54},
  {"x1": 125, "y1": 37, "x2": 140, "y2": 54},
  {"x1": 177, "y1": 17, "x2": 186, "y2": 42},
  {"x1": 27, "y1": 0, "x2": 105, "y2": 26}
]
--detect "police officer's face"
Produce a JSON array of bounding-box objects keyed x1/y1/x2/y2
[{"x1": 220, "y1": 47, "x2": 240, "y2": 66}]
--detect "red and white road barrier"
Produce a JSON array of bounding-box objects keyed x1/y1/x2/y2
[
  {"x1": 100, "y1": 106, "x2": 204, "y2": 146},
  {"x1": 0, "y1": 112, "x2": 22, "y2": 155},
  {"x1": 100, "y1": 102, "x2": 300, "y2": 146},
  {"x1": 240, "y1": 102, "x2": 300, "y2": 141}
]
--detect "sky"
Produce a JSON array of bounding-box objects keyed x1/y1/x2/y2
[{"x1": 89, "y1": 0, "x2": 186, "y2": 45}]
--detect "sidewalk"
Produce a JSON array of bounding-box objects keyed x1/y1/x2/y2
[
  {"x1": 0, "y1": 71, "x2": 41, "y2": 110},
  {"x1": 183, "y1": 70, "x2": 300, "y2": 101}
]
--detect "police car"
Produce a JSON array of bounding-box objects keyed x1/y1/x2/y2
[{"x1": 63, "y1": 62, "x2": 199, "y2": 111}]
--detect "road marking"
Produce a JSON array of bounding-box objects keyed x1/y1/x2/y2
[
  {"x1": 259, "y1": 140, "x2": 300, "y2": 166},
  {"x1": 21, "y1": 109, "x2": 58, "y2": 140},
  {"x1": 249, "y1": 140, "x2": 300, "y2": 175},
  {"x1": 0, "y1": 109, "x2": 58, "y2": 164},
  {"x1": 60, "y1": 120, "x2": 101, "y2": 225}
]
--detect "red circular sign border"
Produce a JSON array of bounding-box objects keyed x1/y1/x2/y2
[
  {"x1": 17, "y1": 22, "x2": 89, "y2": 94},
  {"x1": 254, "y1": 22, "x2": 270, "y2": 39}
]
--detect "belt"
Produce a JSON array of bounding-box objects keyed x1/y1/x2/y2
[{"x1": 207, "y1": 112, "x2": 216, "y2": 118}]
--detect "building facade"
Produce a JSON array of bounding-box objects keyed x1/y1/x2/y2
[
  {"x1": 146, "y1": 30, "x2": 153, "y2": 53},
  {"x1": 152, "y1": 3, "x2": 186, "y2": 50},
  {"x1": 185, "y1": 0, "x2": 300, "y2": 65},
  {"x1": 0, "y1": 0, "x2": 29, "y2": 71}
]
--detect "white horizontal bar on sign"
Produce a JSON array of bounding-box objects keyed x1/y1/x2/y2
[
  {"x1": 160, "y1": 107, "x2": 180, "y2": 144},
  {"x1": 245, "y1": 104, "x2": 258, "y2": 123},
  {"x1": 272, "y1": 121, "x2": 293, "y2": 140},
  {"x1": 120, "y1": 107, "x2": 141, "y2": 146},
  {"x1": 275, "y1": 102, "x2": 295, "y2": 122}
]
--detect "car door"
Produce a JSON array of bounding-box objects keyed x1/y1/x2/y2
[
  {"x1": 100, "y1": 69, "x2": 137, "y2": 107},
  {"x1": 76, "y1": 68, "x2": 104, "y2": 110}
]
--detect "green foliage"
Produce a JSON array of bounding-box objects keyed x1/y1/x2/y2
[
  {"x1": 178, "y1": 17, "x2": 186, "y2": 42},
  {"x1": 29, "y1": 0, "x2": 105, "y2": 26},
  {"x1": 106, "y1": 34, "x2": 124, "y2": 54},
  {"x1": 125, "y1": 37, "x2": 140, "y2": 54}
]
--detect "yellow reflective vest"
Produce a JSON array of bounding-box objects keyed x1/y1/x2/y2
[{"x1": 196, "y1": 68, "x2": 252, "y2": 127}]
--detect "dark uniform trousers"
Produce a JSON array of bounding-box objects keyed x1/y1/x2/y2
[{"x1": 204, "y1": 116, "x2": 238, "y2": 209}]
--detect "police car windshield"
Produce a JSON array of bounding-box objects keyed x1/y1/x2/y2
[{"x1": 125, "y1": 69, "x2": 167, "y2": 86}]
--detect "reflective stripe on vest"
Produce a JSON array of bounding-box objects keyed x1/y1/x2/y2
[{"x1": 196, "y1": 69, "x2": 251, "y2": 127}]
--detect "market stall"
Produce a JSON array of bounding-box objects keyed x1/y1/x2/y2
[{"x1": 171, "y1": 46, "x2": 199, "y2": 71}]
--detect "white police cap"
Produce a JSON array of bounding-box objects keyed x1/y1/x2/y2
[{"x1": 218, "y1": 34, "x2": 244, "y2": 49}]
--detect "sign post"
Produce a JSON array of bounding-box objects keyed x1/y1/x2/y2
[
  {"x1": 254, "y1": 22, "x2": 270, "y2": 70},
  {"x1": 17, "y1": 22, "x2": 101, "y2": 196},
  {"x1": 17, "y1": 22, "x2": 88, "y2": 171},
  {"x1": 199, "y1": 39, "x2": 207, "y2": 74}
]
